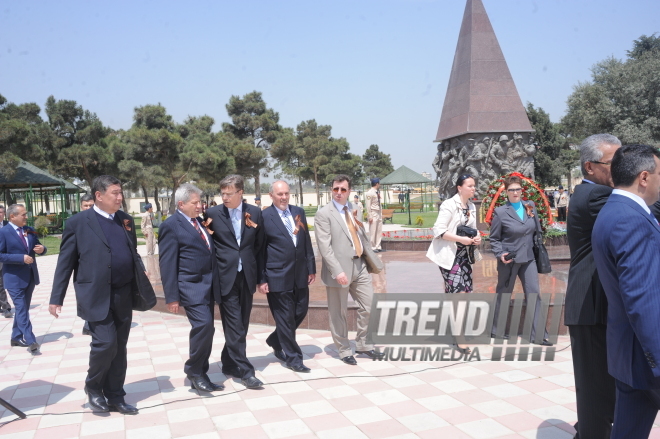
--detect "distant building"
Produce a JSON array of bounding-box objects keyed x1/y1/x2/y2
[{"x1": 421, "y1": 172, "x2": 432, "y2": 180}]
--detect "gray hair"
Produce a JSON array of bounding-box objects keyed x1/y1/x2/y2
[
  {"x1": 175, "y1": 183, "x2": 203, "y2": 205},
  {"x1": 219, "y1": 174, "x2": 244, "y2": 192},
  {"x1": 580, "y1": 134, "x2": 622, "y2": 177},
  {"x1": 269, "y1": 180, "x2": 289, "y2": 194},
  {"x1": 7, "y1": 204, "x2": 24, "y2": 219},
  {"x1": 80, "y1": 193, "x2": 94, "y2": 203},
  {"x1": 0, "y1": 204, "x2": 5, "y2": 212},
  {"x1": 91, "y1": 175, "x2": 122, "y2": 200}
]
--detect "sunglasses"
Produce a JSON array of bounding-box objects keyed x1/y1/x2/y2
[{"x1": 332, "y1": 187, "x2": 348, "y2": 193}]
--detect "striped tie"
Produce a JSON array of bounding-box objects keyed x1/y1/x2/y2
[
  {"x1": 282, "y1": 210, "x2": 295, "y2": 241},
  {"x1": 191, "y1": 218, "x2": 210, "y2": 251}
]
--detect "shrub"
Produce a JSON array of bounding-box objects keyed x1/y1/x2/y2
[
  {"x1": 415, "y1": 216, "x2": 424, "y2": 226},
  {"x1": 34, "y1": 216, "x2": 51, "y2": 229},
  {"x1": 36, "y1": 226, "x2": 49, "y2": 238}
]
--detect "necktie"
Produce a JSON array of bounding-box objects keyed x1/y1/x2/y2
[
  {"x1": 18, "y1": 227, "x2": 29, "y2": 251},
  {"x1": 282, "y1": 210, "x2": 295, "y2": 242},
  {"x1": 231, "y1": 209, "x2": 242, "y2": 272},
  {"x1": 344, "y1": 206, "x2": 363, "y2": 257},
  {"x1": 191, "y1": 218, "x2": 210, "y2": 250}
]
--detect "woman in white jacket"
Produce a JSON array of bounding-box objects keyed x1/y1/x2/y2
[{"x1": 427, "y1": 174, "x2": 482, "y2": 294}]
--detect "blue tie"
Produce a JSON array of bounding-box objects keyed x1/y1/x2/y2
[
  {"x1": 231, "y1": 209, "x2": 242, "y2": 272},
  {"x1": 282, "y1": 210, "x2": 295, "y2": 242}
]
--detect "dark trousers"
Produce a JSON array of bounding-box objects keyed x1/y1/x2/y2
[
  {"x1": 612, "y1": 379, "x2": 660, "y2": 439},
  {"x1": 219, "y1": 271, "x2": 255, "y2": 379},
  {"x1": 266, "y1": 287, "x2": 309, "y2": 367},
  {"x1": 183, "y1": 302, "x2": 215, "y2": 378},
  {"x1": 7, "y1": 278, "x2": 36, "y2": 344},
  {"x1": 569, "y1": 324, "x2": 615, "y2": 439},
  {"x1": 0, "y1": 268, "x2": 11, "y2": 312},
  {"x1": 87, "y1": 283, "x2": 132, "y2": 404},
  {"x1": 558, "y1": 206, "x2": 567, "y2": 222}
]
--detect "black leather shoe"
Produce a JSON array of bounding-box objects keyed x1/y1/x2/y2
[
  {"x1": 3, "y1": 310, "x2": 11, "y2": 318},
  {"x1": 82, "y1": 328, "x2": 91, "y2": 336},
  {"x1": 189, "y1": 376, "x2": 215, "y2": 392},
  {"x1": 273, "y1": 349, "x2": 287, "y2": 362},
  {"x1": 10, "y1": 338, "x2": 28, "y2": 347},
  {"x1": 356, "y1": 349, "x2": 385, "y2": 359},
  {"x1": 28, "y1": 342, "x2": 40, "y2": 353},
  {"x1": 341, "y1": 355, "x2": 358, "y2": 365},
  {"x1": 108, "y1": 402, "x2": 139, "y2": 415},
  {"x1": 203, "y1": 374, "x2": 225, "y2": 391},
  {"x1": 241, "y1": 376, "x2": 264, "y2": 389},
  {"x1": 284, "y1": 363, "x2": 311, "y2": 373},
  {"x1": 84, "y1": 386, "x2": 109, "y2": 412},
  {"x1": 490, "y1": 333, "x2": 510, "y2": 340},
  {"x1": 221, "y1": 368, "x2": 241, "y2": 378},
  {"x1": 540, "y1": 339, "x2": 554, "y2": 346}
]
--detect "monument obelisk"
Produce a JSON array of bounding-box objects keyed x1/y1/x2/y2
[{"x1": 432, "y1": 0, "x2": 535, "y2": 198}]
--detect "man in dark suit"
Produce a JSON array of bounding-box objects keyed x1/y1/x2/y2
[
  {"x1": 49, "y1": 175, "x2": 145, "y2": 415},
  {"x1": 204, "y1": 175, "x2": 265, "y2": 389},
  {"x1": 0, "y1": 204, "x2": 46, "y2": 353},
  {"x1": 566, "y1": 134, "x2": 620, "y2": 439},
  {"x1": 0, "y1": 205, "x2": 13, "y2": 319},
  {"x1": 79, "y1": 193, "x2": 95, "y2": 336},
  {"x1": 158, "y1": 183, "x2": 223, "y2": 392},
  {"x1": 593, "y1": 144, "x2": 660, "y2": 438},
  {"x1": 257, "y1": 181, "x2": 316, "y2": 372}
]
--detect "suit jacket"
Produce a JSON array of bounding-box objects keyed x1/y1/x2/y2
[
  {"x1": 592, "y1": 193, "x2": 660, "y2": 389},
  {"x1": 158, "y1": 211, "x2": 220, "y2": 306},
  {"x1": 0, "y1": 224, "x2": 46, "y2": 288},
  {"x1": 259, "y1": 205, "x2": 315, "y2": 292},
  {"x1": 565, "y1": 182, "x2": 612, "y2": 325},
  {"x1": 489, "y1": 201, "x2": 538, "y2": 263},
  {"x1": 204, "y1": 202, "x2": 264, "y2": 298},
  {"x1": 426, "y1": 194, "x2": 479, "y2": 269},
  {"x1": 649, "y1": 199, "x2": 660, "y2": 223},
  {"x1": 50, "y1": 208, "x2": 145, "y2": 322},
  {"x1": 315, "y1": 201, "x2": 365, "y2": 288}
]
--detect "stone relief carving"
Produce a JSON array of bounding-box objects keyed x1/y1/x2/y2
[{"x1": 433, "y1": 132, "x2": 536, "y2": 199}]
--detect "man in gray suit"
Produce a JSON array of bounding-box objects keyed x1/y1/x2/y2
[
  {"x1": 566, "y1": 134, "x2": 621, "y2": 438},
  {"x1": 315, "y1": 174, "x2": 384, "y2": 365}
]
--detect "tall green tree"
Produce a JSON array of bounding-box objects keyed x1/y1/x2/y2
[
  {"x1": 362, "y1": 144, "x2": 394, "y2": 180},
  {"x1": 527, "y1": 103, "x2": 577, "y2": 188},
  {"x1": 562, "y1": 34, "x2": 660, "y2": 145},
  {"x1": 271, "y1": 127, "x2": 307, "y2": 204},
  {"x1": 222, "y1": 91, "x2": 282, "y2": 198}
]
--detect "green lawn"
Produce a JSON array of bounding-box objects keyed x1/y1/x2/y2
[
  {"x1": 390, "y1": 211, "x2": 438, "y2": 228},
  {"x1": 38, "y1": 236, "x2": 62, "y2": 255}
]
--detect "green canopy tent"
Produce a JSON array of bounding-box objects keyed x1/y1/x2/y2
[
  {"x1": 379, "y1": 165, "x2": 433, "y2": 225},
  {"x1": 0, "y1": 160, "x2": 85, "y2": 228}
]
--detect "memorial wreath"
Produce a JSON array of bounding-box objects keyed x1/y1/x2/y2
[{"x1": 482, "y1": 172, "x2": 554, "y2": 231}]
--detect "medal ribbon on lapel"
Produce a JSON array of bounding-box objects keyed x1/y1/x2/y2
[
  {"x1": 245, "y1": 212, "x2": 258, "y2": 228},
  {"x1": 201, "y1": 217, "x2": 214, "y2": 235},
  {"x1": 293, "y1": 214, "x2": 305, "y2": 235},
  {"x1": 123, "y1": 219, "x2": 132, "y2": 231}
]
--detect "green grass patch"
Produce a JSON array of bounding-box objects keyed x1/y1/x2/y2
[
  {"x1": 392, "y1": 211, "x2": 438, "y2": 227},
  {"x1": 37, "y1": 235, "x2": 62, "y2": 255}
]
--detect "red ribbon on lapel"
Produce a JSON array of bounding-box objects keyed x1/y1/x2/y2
[
  {"x1": 245, "y1": 212, "x2": 258, "y2": 228},
  {"x1": 201, "y1": 217, "x2": 214, "y2": 235}
]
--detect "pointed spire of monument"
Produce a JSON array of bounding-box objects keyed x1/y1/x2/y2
[{"x1": 435, "y1": 0, "x2": 533, "y2": 142}]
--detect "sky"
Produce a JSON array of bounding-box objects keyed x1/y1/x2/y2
[{"x1": 2, "y1": 0, "x2": 659, "y2": 180}]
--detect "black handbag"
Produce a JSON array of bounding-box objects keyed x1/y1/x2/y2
[
  {"x1": 456, "y1": 224, "x2": 478, "y2": 264},
  {"x1": 532, "y1": 215, "x2": 552, "y2": 274}
]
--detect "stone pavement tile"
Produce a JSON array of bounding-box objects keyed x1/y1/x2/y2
[
  {"x1": 168, "y1": 418, "x2": 217, "y2": 438},
  {"x1": 431, "y1": 378, "x2": 477, "y2": 394},
  {"x1": 301, "y1": 412, "x2": 352, "y2": 432},
  {"x1": 536, "y1": 388, "x2": 578, "y2": 405},
  {"x1": 252, "y1": 406, "x2": 300, "y2": 424},
  {"x1": 212, "y1": 411, "x2": 259, "y2": 430},
  {"x1": 456, "y1": 418, "x2": 515, "y2": 438},
  {"x1": 520, "y1": 426, "x2": 573, "y2": 439},
  {"x1": 260, "y1": 419, "x2": 312, "y2": 438},
  {"x1": 166, "y1": 405, "x2": 210, "y2": 423},
  {"x1": 0, "y1": 416, "x2": 40, "y2": 436},
  {"x1": 505, "y1": 393, "x2": 557, "y2": 411},
  {"x1": 435, "y1": 405, "x2": 489, "y2": 425},
  {"x1": 243, "y1": 395, "x2": 288, "y2": 411},
  {"x1": 357, "y1": 418, "x2": 412, "y2": 438},
  {"x1": 37, "y1": 412, "x2": 83, "y2": 429},
  {"x1": 492, "y1": 369, "x2": 537, "y2": 383},
  {"x1": 527, "y1": 405, "x2": 577, "y2": 424},
  {"x1": 79, "y1": 416, "x2": 125, "y2": 436},
  {"x1": 542, "y1": 373, "x2": 575, "y2": 388},
  {"x1": 350, "y1": 378, "x2": 396, "y2": 395},
  {"x1": 342, "y1": 407, "x2": 391, "y2": 425},
  {"x1": 451, "y1": 388, "x2": 500, "y2": 405},
  {"x1": 513, "y1": 378, "x2": 562, "y2": 393},
  {"x1": 379, "y1": 400, "x2": 429, "y2": 418},
  {"x1": 417, "y1": 394, "x2": 465, "y2": 411},
  {"x1": 482, "y1": 383, "x2": 531, "y2": 399},
  {"x1": 33, "y1": 423, "x2": 81, "y2": 439},
  {"x1": 327, "y1": 394, "x2": 373, "y2": 412},
  {"x1": 397, "y1": 412, "x2": 449, "y2": 432},
  {"x1": 279, "y1": 390, "x2": 325, "y2": 405},
  {"x1": 11, "y1": 395, "x2": 51, "y2": 409},
  {"x1": 316, "y1": 384, "x2": 359, "y2": 399},
  {"x1": 363, "y1": 388, "x2": 410, "y2": 406},
  {"x1": 492, "y1": 411, "x2": 545, "y2": 432},
  {"x1": 83, "y1": 432, "x2": 126, "y2": 439},
  {"x1": 315, "y1": 426, "x2": 369, "y2": 439},
  {"x1": 125, "y1": 425, "x2": 172, "y2": 439}
]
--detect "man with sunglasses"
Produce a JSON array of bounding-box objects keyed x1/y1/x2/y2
[{"x1": 315, "y1": 175, "x2": 383, "y2": 365}]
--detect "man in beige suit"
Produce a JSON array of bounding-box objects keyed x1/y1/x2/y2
[
  {"x1": 365, "y1": 178, "x2": 383, "y2": 252},
  {"x1": 315, "y1": 174, "x2": 384, "y2": 365}
]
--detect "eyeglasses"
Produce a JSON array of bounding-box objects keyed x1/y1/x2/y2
[
  {"x1": 332, "y1": 187, "x2": 348, "y2": 193},
  {"x1": 591, "y1": 160, "x2": 612, "y2": 166},
  {"x1": 221, "y1": 191, "x2": 241, "y2": 198},
  {"x1": 507, "y1": 188, "x2": 523, "y2": 193}
]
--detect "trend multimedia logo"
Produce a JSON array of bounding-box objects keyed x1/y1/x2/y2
[{"x1": 367, "y1": 293, "x2": 564, "y2": 362}]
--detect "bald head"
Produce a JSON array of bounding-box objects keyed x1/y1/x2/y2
[{"x1": 270, "y1": 180, "x2": 291, "y2": 211}]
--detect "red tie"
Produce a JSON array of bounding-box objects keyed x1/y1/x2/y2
[
  {"x1": 18, "y1": 228, "x2": 29, "y2": 251},
  {"x1": 191, "y1": 218, "x2": 210, "y2": 250}
]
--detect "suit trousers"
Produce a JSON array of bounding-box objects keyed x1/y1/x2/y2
[
  {"x1": 86, "y1": 283, "x2": 132, "y2": 404},
  {"x1": 569, "y1": 324, "x2": 615, "y2": 439},
  {"x1": 266, "y1": 287, "x2": 310, "y2": 367},
  {"x1": 612, "y1": 379, "x2": 660, "y2": 439},
  {"x1": 0, "y1": 267, "x2": 11, "y2": 312},
  {"x1": 144, "y1": 229, "x2": 155, "y2": 255},
  {"x1": 492, "y1": 260, "x2": 549, "y2": 343},
  {"x1": 219, "y1": 271, "x2": 255, "y2": 379},
  {"x1": 326, "y1": 257, "x2": 374, "y2": 358},
  {"x1": 7, "y1": 278, "x2": 36, "y2": 344},
  {"x1": 369, "y1": 218, "x2": 382, "y2": 250},
  {"x1": 183, "y1": 303, "x2": 215, "y2": 377},
  {"x1": 557, "y1": 206, "x2": 567, "y2": 222}
]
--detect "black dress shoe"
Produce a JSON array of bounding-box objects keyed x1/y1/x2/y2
[
  {"x1": 490, "y1": 333, "x2": 510, "y2": 340},
  {"x1": 540, "y1": 339, "x2": 554, "y2": 346},
  {"x1": 28, "y1": 342, "x2": 40, "y2": 353},
  {"x1": 241, "y1": 376, "x2": 264, "y2": 389},
  {"x1": 82, "y1": 328, "x2": 91, "y2": 336},
  {"x1": 189, "y1": 376, "x2": 215, "y2": 392},
  {"x1": 203, "y1": 374, "x2": 225, "y2": 391},
  {"x1": 10, "y1": 338, "x2": 28, "y2": 347},
  {"x1": 84, "y1": 386, "x2": 109, "y2": 412},
  {"x1": 108, "y1": 402, "x2": 139, "y2": 415},
  {"x1": 356, "y1": 349, "x2": 385, "y2": 359},
  {"x1": 341, "y1": 355, "x2": 358, "y2": 365},
  {"x1": 3, "y1": 310, "x2": 11, "y2": 318},
  {"x1": 284, "y1": 363, "x2": 311, "y2": 373},
  {"x1": 273, "y1": 349, "x2": 287, "y2": 362}
]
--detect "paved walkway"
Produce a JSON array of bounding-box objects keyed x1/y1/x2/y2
[{"x1": 0, "y1": 251, "x2": 657, "y2": 438}]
